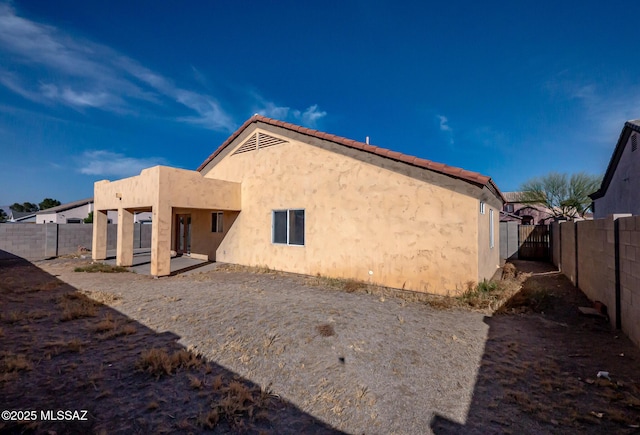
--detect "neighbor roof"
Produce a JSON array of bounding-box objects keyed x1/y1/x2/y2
[
  {"x1": 198, "y1": 115, "x2": 504, "y2": 201},
  {"x1": 35, "y1": 198, "x2": 93, "y2": 214},
  {"x1": 590, "y1": 120, "x2": 640, "y2": 200}
]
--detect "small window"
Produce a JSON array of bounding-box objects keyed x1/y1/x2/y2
[
  {"x1": 480, "y1": 201, "x2": 486, "y2": 214},
  {"x1": 211, "y1": 212, "x2": 223, "y2": 233},
  {"x1": 272, "y1": 209, "x2": 305, "y2": 246},
  {"x1": 489, "y1": 209, "x2": 494, "y2": 249},
  {"x1": 503, "y1": 204, "x2": 514, "y2": 213},
  {"x1": 66, "y1": 218, "x2": 82, "y2": 224}
]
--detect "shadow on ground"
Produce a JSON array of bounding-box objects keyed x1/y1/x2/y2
[
  {"x1": 431, "y1": 260, "x2": 640, "y2": 434},
  {"x1": 0, "y1": 250, "x2": 344, "y2": 434}
]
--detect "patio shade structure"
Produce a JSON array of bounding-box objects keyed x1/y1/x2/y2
[{"x1": 92, "y1": 166, "x2": 240, "y2": 276}]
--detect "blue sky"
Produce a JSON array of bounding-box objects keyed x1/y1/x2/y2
[{"x1": 1, "y1": 1, "x2": 639, "y2": 205}]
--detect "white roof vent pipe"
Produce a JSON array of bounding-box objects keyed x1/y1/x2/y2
[{"x1": 365, "y1": 136, "x2": 370, "y2": 145}]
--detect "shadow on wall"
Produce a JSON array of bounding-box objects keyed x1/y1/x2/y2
[
  {"x1": 430, "y1": 260, "x2": 640, "y2": 434},
  {"x1": 0, "y1": 250, "x2": 344, "y2": 434}
]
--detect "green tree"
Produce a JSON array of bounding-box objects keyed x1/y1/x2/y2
[
  {"x1": 519, "y1": 172, "x2": 602, "y2": 220},
  {"x1": 0, "y1": 209, "x2": 7, "y2": 223},
  {"x1": 84, "y1": 211, "x2": 93, "y2": 224},
  {"x1": 10, "y1": 202, "x2": 39, "y2": 213},
  {"x1": 39, "y1": 198, "x2": 61, "y2": 210}
]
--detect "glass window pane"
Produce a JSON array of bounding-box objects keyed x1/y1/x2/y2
[
  {"x1": 217, "y1": 212, "x2": 223, "y2": 233},
  {"x1": 289, "y1": 209, "x2": 305, "y2": 245},
  {"x1": 273, "y1": 211, "x2": 287, "y2": 243}
]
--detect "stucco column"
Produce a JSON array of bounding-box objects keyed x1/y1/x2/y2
[
  {"x1": 151, "y1": 204, "x2": 172, "y2": 276},
  {"x1": 92, "y1": 210, "x2": 108, "y2": 261},
  {"x1": 116, "y1": 208, "x2": 134, "y2": 267}
]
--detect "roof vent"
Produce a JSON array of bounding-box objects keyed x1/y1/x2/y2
[
  {"x1": 232, "y1": 132, "x2": 288, "y2": 155},
  {"x1": 632, "y1": 133, "x2": 637, "y2": 152}
]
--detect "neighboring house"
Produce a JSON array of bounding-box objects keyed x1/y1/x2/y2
[
  {"x1": 36, "y1": 198, "x2": 152, "y2": 224},
  {"x1": 590, "y1": 120, "x2": 640, "y2": 218},
  {"x1": 92, "y1": 115, "x2": 504, "y2": 295},
  {"x1": 499, "y1": 192, "x2": 555, "y2": 225},
  {"x1": 0, "y1": 206, "x2": 37, "y2": 223}
]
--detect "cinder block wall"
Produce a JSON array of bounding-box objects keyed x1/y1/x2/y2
[
  {"x1": 58, "y1": 224, "x2": 94, "y2": 255},
  {"x1": 575, "y1": 219, "x2": 617, "y2": 327},
  {"x1": 559, "y1": 221, "x2": 576, "y2": 284},
  {"x1": 619, "y1": 216, "x2": 640, "y2": 344},
  {"x1": 0, "y1": 224, "x2": 47, "y2": 260},
  {"x1": 0, "y1": 223, "x2": 148, "y2": 260},
  {"x1": 550, "y1": 222, "x2": 560, "y2": 267},
  {"x1": 554, "y1": 215, "x2": 640, "y2": 347}
]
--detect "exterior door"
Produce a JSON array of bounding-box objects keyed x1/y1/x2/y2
[{"x1": 175, "y1": 214, "x2": 191, "y2": 255}]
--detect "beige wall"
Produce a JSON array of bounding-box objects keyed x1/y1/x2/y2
[
  {"x1": 477, "y1": 188, "x2": 502, "y2": 282},
  {"x1": 171, "y1": 208, "x2": 239, "y2": 261},
  {"x1": 203, "y1": 126, "x2": 500, "y2": 295}
]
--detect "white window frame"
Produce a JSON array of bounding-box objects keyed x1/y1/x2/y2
[
  {"x1": 480, "y1": 201, "x2": 486, "y2": 214},
  {"x1": 211, "y1": 212, "x2": 223, "y2": 233},
  {"x1": 489, "y1": 209, "x2": 494, "y2": 249},
  {"x1": 272, "y1": 209, "x2": 305, "y2": 246}
]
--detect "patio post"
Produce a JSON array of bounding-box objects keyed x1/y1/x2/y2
[
  {"x1": 92, "y1": 210, "x2": 108, "y2": 261},
  {"x1": 116, "y1": 208, "x2": 134, "y2": 267},
  {"x1": 151, "y1": 204, "x2": 172, "y2": 276}
]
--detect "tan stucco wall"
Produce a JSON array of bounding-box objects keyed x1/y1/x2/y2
[
  {"x1": 171, "y1": 208, "x2": 239, "y2": 261},
  {"x1": 477, "y1": 188, "x2": 502, "y2": 282},
  {"x1": 203, "y1": 127, "x2": 496, "y2": 295}
]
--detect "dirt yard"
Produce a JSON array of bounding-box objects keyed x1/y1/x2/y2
[{"x1": 1, "y1": 254, "x2": 639, "y2": 434}]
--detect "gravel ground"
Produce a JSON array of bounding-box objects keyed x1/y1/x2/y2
[{"x1": 40, "y1": 260, "x2": 488, "y2": 434}]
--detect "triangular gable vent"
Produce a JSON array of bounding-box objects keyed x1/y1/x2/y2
[{"x1": 232, "y1": 132, "x2": 288, "y2": 155}]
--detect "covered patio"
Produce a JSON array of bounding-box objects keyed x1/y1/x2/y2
[{"x1": 92, "y1": 166, "x2": 240, "y2": 276}]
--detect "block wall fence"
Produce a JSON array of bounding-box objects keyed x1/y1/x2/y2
[
  {"x1": 551, "y1": 215, "x2": 640, "y2": 347},
  {"x1": 0, "y1": 223, "x2": 151, "y2": 260}
]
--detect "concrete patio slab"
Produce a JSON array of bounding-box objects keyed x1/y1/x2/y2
[{"x1": 102, "y1": 249, "x2": 217, "y2": 276}]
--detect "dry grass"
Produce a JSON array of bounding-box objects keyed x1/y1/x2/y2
[
  {"x1": 80, "y1": 289, "x2": 122, "y2": 305},
  {"x1": 1, "y1": 353, "x2": 33, "y2": 373},
  {"x1": 59, "y1": 295, "x2": 98, "y2": 321},
  {"x1": 93, "y1": 314, "x2": 116, "y2": 332},
  {"x1": 74, "y1": 263, "x2": 130, "y2": 273},
  {"x1": 316, "y1": 323, "x2": 336, "y2": 337},
  {"x1": 136, "y1": 348, "x2": 203, "y2": 379},
  {"x1": 197, "y1": 377, "x2": 272, "y2": 430}
]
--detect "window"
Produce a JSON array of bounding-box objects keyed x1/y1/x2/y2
[
  {"x1": 489, "y1": 209, "x2": 494, "y2": 249},
  {"x1": 503, "y1": 204, "x2": 514, "y2": 213},
  {"x1": 632, "y1": 134, "x2": 638, "y2": 152},
  {"x1": 480, "y1": 201, "x2": 486, "y2": 214},
  {"x1": 66, "y1": 218, "x2": 82, "y2": 224},
  {"x1": 272, "y1": 209, "x2": 305, "y2": 245},
  {"x1": 211, "y1": 212, "x2": 223, "y2": 233}
]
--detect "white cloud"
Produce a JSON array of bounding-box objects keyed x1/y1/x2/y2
[
  {"x1": 257, "y1": 100, "x2": 327, "y2": 128},
  {"x1": 0, "y1": 4, "x2": 235, "y2": 131},
  {"x1": 436, "y1": 114, "x2": 454, "y2": 145},
  {"x1": 437, "y1": 115, "x2": 452, "y2": 132},
  {"x1": 299, "y1": 104, "x2": 327, "y2": 127},
  {"x1": 78, "y1": 150, "x2": 167, "y2": 178}
]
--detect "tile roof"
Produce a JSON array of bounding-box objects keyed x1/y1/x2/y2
[
  {"x1": 198, "y1": 115, "x2": 504, "y2": 201},
  {"x1": 35, "y1": 198, "x2": 93, "y2": 214}
]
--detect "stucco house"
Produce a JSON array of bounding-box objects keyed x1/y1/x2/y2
[
  {"x1": 590, "y1": 119, "x2": 640, "y2": 218},
  {"x1": 92, "y1": 115, "x2": 504, "y2": 295},
  {"x1": 36, "y1": 198, "x2": 152, "y2": 224},
  {"x1": 500, "y1": 191, "x2": 555, "y2": 225}
]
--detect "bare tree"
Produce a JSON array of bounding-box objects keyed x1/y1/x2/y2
[{"x1": 519, "y1": 172, "x2": 602, "y2": 220}]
